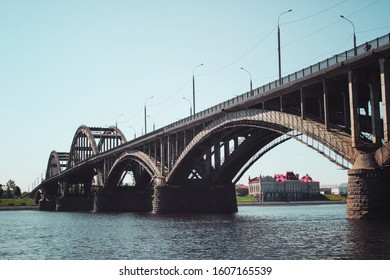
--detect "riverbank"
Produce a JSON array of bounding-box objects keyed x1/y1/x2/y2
[
  {"x1": 238, "y1": 200, "x2": 346, "y2": 206},
  {"x1": 0, "y1": 201, "x2": 346, "y2": 211},
  {"x1": 0, "y1": 205, "x2": 38, "y2": 211}
]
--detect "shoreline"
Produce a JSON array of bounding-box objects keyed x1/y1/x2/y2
[
  {"x1": 0, "y1": 205, "x2": 38, "y2": 211},
  {"x1": 0, "y1": 201, "x2": 346, "y2": 211},
  {"x1": 238, "y1": 200, "x2": 346, "y2": 206}
]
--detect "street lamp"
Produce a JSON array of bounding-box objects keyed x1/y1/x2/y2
[
  {"x1": 192, "y1": 63, "x2": 204, "y2": 117},
  {"x1": 278, "y1": 9, "x2": 292, "y2": 83},
  {"x1": 182, "y1": 97, "x2": 192, "y2": 116},
  {"x1": 129, "y1": 125, "x2": 136, "y2": 139},
  {"x1": 147, "y1": 115, "x2": 155, "y2": 131},
  {"x1": 144, "y1": 96, "x2": 153, "y2": 134},
  {"x1": 240, "y1": 67, "x2": 253, "y2": 91},
  {"x1": 340, "y1": 15, "x2": 357, "y2": 56},
  {"x1": 115, "y1": 113, "x2": 124, "y2": 136}
]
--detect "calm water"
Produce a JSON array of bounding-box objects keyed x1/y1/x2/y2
[{"x1": 1, "y1": 204, "x2": 390, "y2": 260}]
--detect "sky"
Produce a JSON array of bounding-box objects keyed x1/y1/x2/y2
[{"x1": 1, "y1": 0, "x2": 389, "y2": 192}]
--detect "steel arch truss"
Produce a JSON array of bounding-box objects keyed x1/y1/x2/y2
[
  {"x1": 103, "y1": 150, "x2": 162, "y2": 190},
  {"x1": 166, "y1": 109, "x2": 355, "y2": 184},
  {"x1": 68, "y1": 126, "x2": 127, "y2": 168},
  {"x1": 45, "y1": 151, "x2": 69, "y2": 179}
]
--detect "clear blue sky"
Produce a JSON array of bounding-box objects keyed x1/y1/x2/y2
[{"x1": 1, "y1": 0, "x2": 389, "y2": 192}]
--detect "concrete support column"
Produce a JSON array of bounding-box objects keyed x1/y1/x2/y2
[
  {"x1": 348, "y1": 70, "x2": 360, "y2": 148},
  {"x1": 214, "y1": 143, "x2": 221, "y2": 168},
  {"x1": 37, "y1": 186, "x2": 57, "y2": 211},
  {"x1": 152, "y1": 184, "x2": 238, "y2": 214},
  {"x1": 94, "y1": 188, "x2": 152, "y2": 212},
  {"x1": 160, "y1": 137, "x2": 165, "y2": 176},
  {"x1": 380, "y1": 58, "x2": 390, "y2": 143},
  {"x1": 56, "y1": 196, "x2": 93, "y2": 211},
  {"x1": 300, "y1": 88, "x2": 305, "y2": 119},
  {"x1": 280, "y1": 95, "x2": 284, "y2": 112},
  {"x1": 347, "y1": 153, "x2": 390, "y2": 219},
  {"x1": 370, "y1": 82, "x2": 382, "y2": 144},
  {"x1": 224, "y1": 141, "x2": 230, "y2": 160},
  {"x1": 323, "y1": 80, "x2": 329, "y2": 129},
  {"x1": 167, "y1": 136, "x2": 171, "y2": 172}
]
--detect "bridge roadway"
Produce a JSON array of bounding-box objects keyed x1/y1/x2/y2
[{"x1": 35, "y1": 33, "x2": 390, "y2": 219}]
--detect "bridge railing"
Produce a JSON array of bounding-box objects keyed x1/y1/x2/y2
[
  {"x1": 126, "y1": 34, "x2": 390, "y2": 145},
  {"x1": 162, "y1": 34, "x2": 390, "y2": 134}
]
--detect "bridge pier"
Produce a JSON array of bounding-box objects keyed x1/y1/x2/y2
[
  {"x1": 347, "y1": 153, "x2": 390, "y2": 219},
  {"x1": 152, "y1": 184, "x2": 237, "y2": 214},
  {"x1": 38, "y1": 198, "x2": 56, "y2": 211},
  {"x1": 56, "y1": 197, "x2": 93, "y2": 211},
  {"x1": 94, "y1": 187, "x2": 152, "y2": 212}
]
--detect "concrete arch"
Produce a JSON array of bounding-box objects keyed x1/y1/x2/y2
[
  {"x1": 103, "y1": 150, "x2": 163, "y2": 190},
  {"x1": 167, "y1": 109, "x2": 356, "y2": 183}
]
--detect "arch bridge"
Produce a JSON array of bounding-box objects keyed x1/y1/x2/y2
[{"x1": 35, "y1": 34, "x2": 390, "y2": 219}]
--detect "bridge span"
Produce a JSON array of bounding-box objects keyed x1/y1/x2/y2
[{"x1": 35, "y1": 33, "x2": 390, "y2": 219}]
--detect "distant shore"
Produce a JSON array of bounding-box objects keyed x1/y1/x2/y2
[
  {"x1": 0, "y1": 205, "x2": 38, "y2": 211},
  {"x1": 0, "y1": 200, "x2": 346, "y2": 211},
  {"x1": 238, "y1": 200, "x2": 346, "y2": 206}
]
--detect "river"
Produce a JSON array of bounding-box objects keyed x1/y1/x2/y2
[{"x1": 1, "y1": 204, "x2": 390, "y2": 260}]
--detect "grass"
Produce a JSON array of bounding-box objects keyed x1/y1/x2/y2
[
  {"x1": 236, "y1": 195, "x2": 257, "y2": 203},
  {"x1": 324, "y1": 194, "x2": 347, "y2": 202},
  {"x1": 0, "y1": 197, "x2": 36, "y2": 206}
]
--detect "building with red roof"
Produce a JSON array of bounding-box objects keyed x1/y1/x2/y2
[{"x1": 248, "y1": 171, "x2": 320, "y2": 202}]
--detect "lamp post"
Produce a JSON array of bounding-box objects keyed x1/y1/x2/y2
[
  {"x1": 147, "y1": 115, "x2": 155, "y2": 131},
  {"x1": 115, "y1": 113, "x2": 124, "y2": 136},
  {"x1": 129, "y1": 125, "x2": 136, "y2": 139},
  {"x1": 278, "y1": 9, "x2": 292, "y2": 83},
  {"x1": 340, "y1": 15, "x2": 357, "y2": 56},
  {"x1": 182, "y1": 97, "x2": 192, "y2": 116},
  {"x1": 240, "y1": 67, "x2": 253, "y2": 91},
  {"x1": 192, "y1": 63, "x2": 204, "y2": 117},
  {"x1": 144, "y1": 96, "x2": 153, "y2": 134}
]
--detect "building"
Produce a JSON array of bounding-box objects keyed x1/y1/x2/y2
[
  {"x1": 321, "y1": 184, "x2": 348, "y2": 196},
  {"x1": 248, "y1": 171, "x2": 320, "y2": 202},
  {"x1": 338, "y1": 183, "x2": 348, "y2": 196}
]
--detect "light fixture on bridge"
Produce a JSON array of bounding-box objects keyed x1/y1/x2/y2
[
  {"x1": 129, "y1": 125, "x2": 136, "y2": 139},
  {"x1": 277, "y1": 9, "x2": 293, "y2": 84},
  {"x1": 340, "y1": 15, "x2": 357, "y2": 56},
  {"x1": 147, "y1": 115, "x2": 156, "y2": 131},
  {"x1": 182, "y1": 97, "x2": 192, "y2": 116},
  {"x1": 144, "y1": 96, "x2": 154, "y2": 134},
  {"x1": 192, "y1": 63, "x2": 204, "y2": 117},
  {"x1": 240, "y1": 67, "x2": 253, "y2": 92},
  {"x1": 115, "y1": 114, "x2": 124, "y2": 135}
]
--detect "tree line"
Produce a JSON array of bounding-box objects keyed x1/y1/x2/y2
[{"x1": 0, "y1": 179, "x2": 22, "y2": 198}]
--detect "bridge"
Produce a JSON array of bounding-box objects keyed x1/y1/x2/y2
[{"x1": 34, "y1": 33, "x2": 390, "y2": 219}]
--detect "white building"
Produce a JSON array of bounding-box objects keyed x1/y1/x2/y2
[{"x1": 248, "y1": 171, "x2": 321, "y2": 202}]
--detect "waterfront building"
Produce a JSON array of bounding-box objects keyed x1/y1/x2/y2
[
  {"x1": 248, "y1": 171, "x2": 320, "y2": 202},
  {"x1": 321, "y1": 183, "x2": 348, "y2": 196}
]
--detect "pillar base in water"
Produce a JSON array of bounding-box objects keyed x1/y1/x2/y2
[
  {"x1": 153, "y1": 184, "x2": 238, "y2": 214},
  {"x1": 56, "y1": 196, "x2": 93, "y2": 212},
  {"x1": 347, "y1": 167, "x2": 390, "y2": 219},
  {"x1": 38, "y1": 199, "x2": 56, "y2": 211},
  {"x1": 94, "y1": 188, "x2": 152, "y2": 212}
]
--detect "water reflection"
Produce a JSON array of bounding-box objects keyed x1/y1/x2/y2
[
  {"x1": 346, "y1": 220, "x2": 390, "y2": 259},
  {"x1": 1, "y1": 204, "x2": 390, "y2": 259}
]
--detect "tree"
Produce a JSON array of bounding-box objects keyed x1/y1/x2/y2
[
  {"x1": 6, "y1": 186, "x2": 12, "y2": 198},
  {"x1": 0, "y1": 185, "x2": 3, "y2": 198},
  {"x1": 5, "y1": 180, "x2": 19, "y2": 198},
  {"x1": 13, "y1": 186, "x2": 21, "y2": 198},
  {"x1": 6, "y1": 179, "x2": 16, "y2": 190}
]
